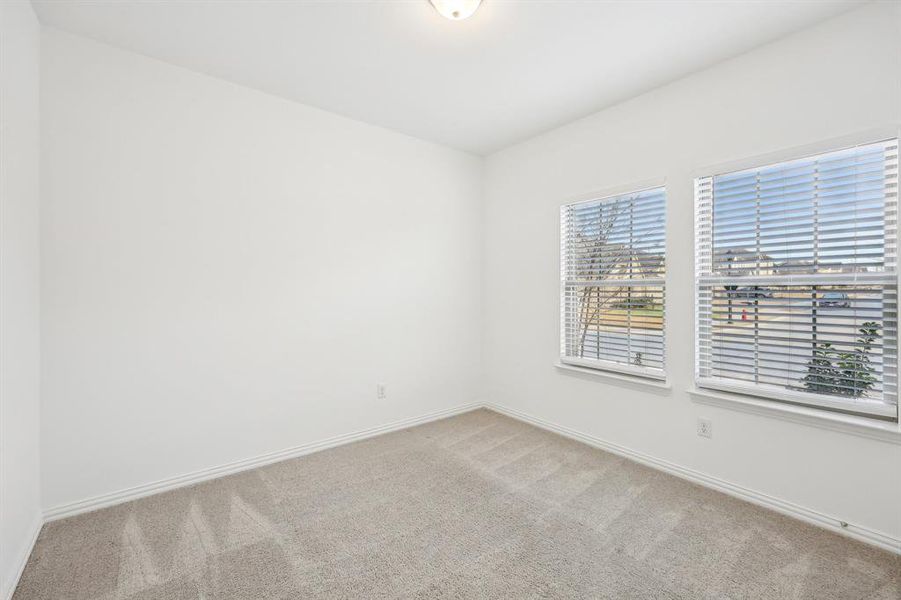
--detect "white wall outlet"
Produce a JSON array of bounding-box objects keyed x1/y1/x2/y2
[
  {"x1": 376, "y1": 383, "x2": 386, "y2": 399},
  {"x1": 697, "y1": 418, "x2": 712, "y2": 439}
]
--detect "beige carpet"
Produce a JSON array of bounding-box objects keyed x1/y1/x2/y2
[{"x1": 13, "y1": 409, "x2": 900, "y2": 599}]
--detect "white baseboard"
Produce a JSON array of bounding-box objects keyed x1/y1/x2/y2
[
  {"x1": 37, "y1": 399, "x2": 901, "y2": 558},
  {"x1": 43, "y1": 402, "x2": 482, "y2": 522},
  {"x1": 484, "y1": 402, "x2": 901, "y2": 555},
  {"x1": 3, "y1": 514, "x2": 42, "y2": 600}
]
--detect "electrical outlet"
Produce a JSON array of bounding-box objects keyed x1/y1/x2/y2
[
  {"x1": 697, "y1": 418, "x2": 712, "y2": 439},
  {"x1": 376, "y1": 383, "x2": 386, "y2": 399}
]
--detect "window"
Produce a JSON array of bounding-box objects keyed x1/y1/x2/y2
[
  {"x1": 560, "y1": 186, "x2": 666, "y2": 379},
  {"x1": 695, "y1": 139, "x2": 899, "y2": 420}
]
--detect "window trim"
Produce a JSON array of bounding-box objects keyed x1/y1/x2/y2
[
  {"x1": 693, "y1": 128, "x2": 901, "y2": 423},
  {"x1": 696, "y1": 378, "x2": 898, "y2": 420},
  {"x1": 689, "y1": 126, "x2": 901, "y2": 181},
  {"x1": 559, "y1": 356, "x2": 667, "y2": 381},
  {"x1": 558, "y1": 177, "x2": 668, "y2": 381},
  {"x1": 556, "y1": 362, "x2": 671, "y2": 390},
  {"x1": 688, "y1": 387, "x2": 901, "y2": 444}
]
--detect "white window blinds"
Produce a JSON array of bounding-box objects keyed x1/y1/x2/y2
[
  {"x1": 695, "y1": 139, "x2": 899, "y2": 419},
  {"x1": 561, "y1": 187, "x2": 666, "y2": 379}
]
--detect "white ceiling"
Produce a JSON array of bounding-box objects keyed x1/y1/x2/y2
[{"x1": 32, "y1": 0, "x2": 863, "y2": 155}]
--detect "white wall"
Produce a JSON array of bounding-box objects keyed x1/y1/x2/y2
[
  {"x1": 34, "y1": 0, "x2": 901, "y2": 549},
  {"x1": 40, "y1": 30, "x2": 482, "y2": 511},
  {"x1": 0, "y1": 0, "x2": 42, "y2": 597},
  {"x1": 483, "y1": 2, "x2": 901, "y2": 542}
]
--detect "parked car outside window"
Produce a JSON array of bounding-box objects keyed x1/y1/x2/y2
[{"x1": 819, "y1": 292, "x2": 850, "y2": 308}]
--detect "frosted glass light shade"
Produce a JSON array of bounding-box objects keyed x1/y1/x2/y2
[{"x1": 429, "y1": 0, "x2": 482, "y2": 20}]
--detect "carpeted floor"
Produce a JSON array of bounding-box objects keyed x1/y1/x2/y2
[{"x1": 13, "y1": 409, "x2": 901, "y2": 599}]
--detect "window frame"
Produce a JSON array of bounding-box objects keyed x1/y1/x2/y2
[
  {"x1": 559, "y1": 181, "x2": 668, "y2": 382},
  {"x1": 693, "y1": 131, "x2": 900, "y2": 422}
]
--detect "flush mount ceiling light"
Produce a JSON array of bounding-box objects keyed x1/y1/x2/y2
[{"x1": 429, "y1": 0, "x2": 482, "y2": 20}]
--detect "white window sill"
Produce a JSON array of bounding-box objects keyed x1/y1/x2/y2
[
  {"x1": 688, "y1": 387, "x2": 901, "y2": 444},
  {"x1": 555, "y1": 362, "x2": 671, "y2": 392}
]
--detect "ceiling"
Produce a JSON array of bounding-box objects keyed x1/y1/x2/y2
[{"x1": 32, "y1": 0, "x2": 863, "y2": 155}]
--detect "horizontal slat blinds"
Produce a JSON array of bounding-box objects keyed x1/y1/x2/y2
[
  {"x1": 695, "y1": 139, "x2": 899, "y2": 419},
  {"x1": 561, "y1": 187, "x2": 666, "y2": 378}
]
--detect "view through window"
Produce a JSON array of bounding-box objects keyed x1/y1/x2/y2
[
  {"x1": 560, "y1": 187, "x2": 666, "y2": 379},
  {"x1": 695, "y1": 139, "x2": 899, "y2": 419}
]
